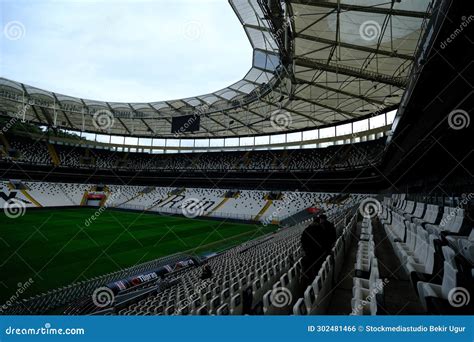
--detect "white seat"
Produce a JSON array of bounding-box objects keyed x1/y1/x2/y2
[
  {"x1": 293, "y1": 260, "x2": 333, "y2": 316},
  {"x1": 413, "y1": 204, "x2": 438, "y2": 225},
  {"x1": 332, "y1": 237, "x2": 345, "y2": 279},
  {"x1": 292, "y1": 298, "x2": 307, "y2": 315},
  {"x1": 229, "y1": 293, "x2": 243, "y2": 315},
  {"x1": 216, "y1": 303, "x2": 229, "y2": 315},
  {"x1": 398, "y1": 228, "x2": 429, "y2": 265},
  {"x1": 351, "y1": 297, "x2": 378, "y2": 315},
  {"x1": 352, "y1": 259, "x2": 381, "y2": 298},
  {"x1": 196, "y1": 304, "x2": 209, "y2": 315},
  {"x1": 260, "y1": 272, "x2": 271, "y2": 295},
  {"x1": 426, "y1": 207, "x2": 465, "y2": 235},
  {"x1": 394, "y1": 223, "x2": 418, "y2": 262},
  {"x1": 303, "y1": 281, "x2": 319, "y2": 314},
  {"x1": 446, "y1": 229, "x2": 474, "y2": 264},
  {"x1": 360, "y1": 220, "x2": 373, "y2": 240},
  {"x1": 384, "y1": 213, "x2": 407, "y2": 245},
  {"x1": 189, "y1": 298, "x2": 202, "y2": 315},
  {"x1": 416, "y1": 247, "x2": 459, "y2": 312},
  {"x1": 312, "y1": 258, "x2": 333, "y2": 314},
  {"x1": 355, "y1": 250, "x2": 375, "y2": 276},
  {"x1": 406, "y1": 202, "x2": 425, "y2": 221},
  {"x1": 405, "y1": 234, "x2": 437, "y2": 277},
  {"x1": 220, "y1": 288, "x2": 231, "y2": 305},
  {"x1": 402, "y1": 201, "x2": 415, "y2": 217},
  {"x1": 208, "y1": 295, "x2": 221, "y2": 315},
  {"x1": 458, "y1": 239, "x2": 474, "y2": 264},
  {"x1": 262, "y1": 290, "x2": 285, "y2": 315},
  {"x1": 251, "y1": 279, "x2": 264, "y2": 308},
  {"x1": 351, "y1": 259, "x2": 383, "y2": 315}
]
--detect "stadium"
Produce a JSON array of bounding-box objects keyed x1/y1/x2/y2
[{"x1": 0, "y1": 0, "x2": 472, "y2": 319}]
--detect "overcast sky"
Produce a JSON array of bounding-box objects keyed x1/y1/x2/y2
[{"x1": 0, "y1": 0, "x2": 253, "y2": 102}]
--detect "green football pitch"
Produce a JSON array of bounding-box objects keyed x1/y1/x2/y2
[{"x1": 0, "y1": 208, "x2": 277, "y2": 302}]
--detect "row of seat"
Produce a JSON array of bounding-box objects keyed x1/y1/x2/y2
[
  {"x1": 117, "y1": 224, "x2": 307, "y2": 316},
  {"x1": 2, "y1": 135, "x2": 385, "y2": 172},
  {"x1": 351, "y1": 218, "x2": 383, "y2": 315},
  {"x1": 382, "y1": 195, "x2": 472, "y2": 262},
  {"x1": 387, "y1": 195, "x2": 466, "y2": 236},
  {"x1": 292, "y1": 213, "x2": 358, "y2": 315},
  {"x1": 263, "y1": 258, "x2": 303, "y2": 314},
  {"x1": 121, "y1": 209, "x2": 353, "y2": 316},
  {"x1": 379, "y1": 195, "x2": 472, "y2": 314}
]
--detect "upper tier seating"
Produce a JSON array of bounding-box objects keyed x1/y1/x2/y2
[
  {"x1": 1, "y1": 135, "x2": 385, "y2": 172},
  {"x1": 8, "y1": 140, "x2": 51, "y2": 165}
]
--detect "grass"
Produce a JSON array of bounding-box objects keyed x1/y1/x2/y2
[{"x1": 0, "y1": 208, "x2": 277, "y2": 302}]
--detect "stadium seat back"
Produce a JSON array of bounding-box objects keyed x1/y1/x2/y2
[
  {"x1": 216, "y1": 303, "x2": 229, "y2": 315},
  {"x1": 230, "y1": 293, "x2": 243, "y2": 315},
  {"x1": 292, "y1": 298, "x2": 308, "y2": 315}
]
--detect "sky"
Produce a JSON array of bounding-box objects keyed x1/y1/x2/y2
[{"x1": 0, "y1": 0, "x2": 253, "y2": 102}]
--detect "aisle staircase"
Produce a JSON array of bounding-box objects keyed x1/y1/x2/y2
[
  {"x1": 0, "y1": 135, "x2": 10, "y2": 157},
  {"x1": 80, "y1": 191, "x2": 89, "y2": 206},
  {"x1": 47, "y1": 143, "x2": 60, "y2": 166},
  {"x1": 20, "y1": 189, "x2": 43, "y2": 207},
  {"x1": 254, "y1": 200, "x2": 273, "y2": 222}
]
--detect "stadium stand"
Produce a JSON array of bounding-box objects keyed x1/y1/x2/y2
[
  {"x1": 0, "y1": 0, "x2": 472, "y2": 319},
  {"x1": 0, "y1": 180, "x2": 90, "y2": 208},
  {"x1": 7, "y1": 139, "x2": 52, "y2": 165},
  {"x1": 0, "y1": 180, "x2": 364, "y2": 223},
  {"x1": 378, "y1": 195, "x2": 472, "y2": 314},
  {"x1": 0, "y1": 134, "x2": 385, "y2": 172},
  {"x1": 0, "y1": 185, "x2": 472, "y2": 316}
]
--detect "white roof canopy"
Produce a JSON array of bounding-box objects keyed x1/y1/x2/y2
[{"x1": 0, "y1": 0, "x2": 432, "y2": 138}]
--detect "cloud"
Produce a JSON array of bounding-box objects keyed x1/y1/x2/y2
[{"x1": 0, "y1": 0, "x2": 253, "y2": 102}]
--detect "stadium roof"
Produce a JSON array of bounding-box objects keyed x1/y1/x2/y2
[{"x1": 0, "y1": 0, "x2": 433, "y2": 138}]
